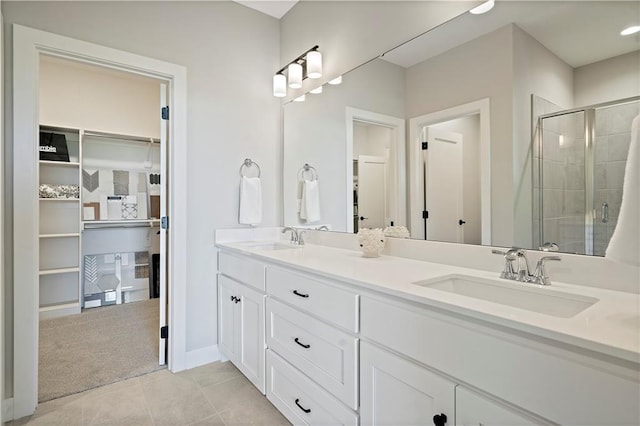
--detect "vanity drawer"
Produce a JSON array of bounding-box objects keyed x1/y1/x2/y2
[
  {"x1": 266, "y1": 298, "x2": 358, "y2": 409},
  {"x1": 218, "y1": 251, "x2": 265, "y2": 291},
  {"x1": 266, "y1": 266, "x2": 359, "y2": 332},
  {"x1": 266, "y1": 350, "x2": 358, "y2": 426}
]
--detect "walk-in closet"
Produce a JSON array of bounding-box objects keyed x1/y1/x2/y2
[{"x1": 36, "y1": 55, "x2": 168, "y2": 401}]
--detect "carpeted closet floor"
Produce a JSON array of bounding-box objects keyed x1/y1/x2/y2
[{"x1": 38, "y1": 298, "x2": 165, "y2": 402}]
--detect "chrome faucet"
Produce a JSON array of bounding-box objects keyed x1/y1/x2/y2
[
  {"x1": 282, "y1": 227, "x2": 298, "y2": 244},
  {"x1": 492, "y1": 248, "x2": 561, "y2": 285},
  {"x1": 297, "y1": 230, "x2": 307, "y2": 246},
  {"x1": 316, "y1": 225, "x2": 330, "y2": 231}
]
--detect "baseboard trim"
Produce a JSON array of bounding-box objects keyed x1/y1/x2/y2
[
  {"x1": 185, "y1": 345, "x2": 219, "y2": 369},
  {"x1": 2, "y1": 397, "x2": 14, "y2": 422}
]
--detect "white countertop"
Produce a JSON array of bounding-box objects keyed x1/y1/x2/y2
[{"x1": 217, "y1": 241, "x2": 640, "y2": 364}]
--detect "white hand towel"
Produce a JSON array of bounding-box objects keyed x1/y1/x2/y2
[
  {"x1": 239, "y1": 176, "x2": 262, "y2": 225},
  {"x1": 300, "y1": 179, "x2": 321, "y2": 223},
  {"x1": 606, "y1": 113, "x2": 640, "y2": 266}
]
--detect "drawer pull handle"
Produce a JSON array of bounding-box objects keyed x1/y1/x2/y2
[
  {"x1": 294, "y1": 337, "x2": 310, "y2": 349},
  {"x1": 295, "y1": 398, "x2": 311, "y2": 414},
  {"x1": 293, "y1": 290, "x2": 309, "y2": 298}
]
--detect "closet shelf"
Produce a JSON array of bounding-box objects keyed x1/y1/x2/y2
[
  {"x1": 39, "y1": 198, "x2": 80, "y2": 202},
  {"x1": 39, "y1": 267, "x2": 80, "y2": 276},
  {"x1": 39, "y1": 233, "x2": 80, "y2": 239},
  {"x1": 82, "y1": 219, "x2": 160, "y2": 230},
  {"x1": 39, "y1": 160, "x2": 80, "y2": 167},
  {"x1": 83, "y1": 129, "x2": 160, "y2": 145},
  {"x1": 39, "y1": 301, "x2": 80, "y2": 311}
]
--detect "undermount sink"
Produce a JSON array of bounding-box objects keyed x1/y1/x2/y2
[
  {"x1": 240, "y1": 241, "x2": 299, "y2": 251},
  {"x1": 413, "y1": 274, "x2": 598, "y2": 318}
]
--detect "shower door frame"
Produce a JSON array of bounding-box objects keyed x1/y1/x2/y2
[{"x1": 536, "y1": 95, "x2": 640, "y2": 255}]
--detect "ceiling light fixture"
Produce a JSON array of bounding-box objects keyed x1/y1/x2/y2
[
  {"x1": 272, "y1": 45, "x2": 321, "y2": 97},
  {"x1": 328, "y1": 76, "x2": 342, "y2": 85},
  {"x1": 310, "y1": 85, "x2": 323, "y2": 94},
  {"x1": 294, "y1": 95, "x2": 306, "y2": 102},
  {"x1": 620, "y1": 25, "x2": 640, "y2": 36},
  {"x1": 469, "y1": 0, "x2": 495, "y2": 15}
]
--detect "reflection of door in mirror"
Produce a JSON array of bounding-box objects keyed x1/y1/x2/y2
[
  {"x1": 357, "y1": 155, "x2": 387, "y2": 231},
  {"x1": 423, "y1": 127, "x2": 463, "y2": 243}
]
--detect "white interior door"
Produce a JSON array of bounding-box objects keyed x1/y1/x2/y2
[
  {"x1": 159, "y1": 84, "x2": 168, "y2": 365},
  {"x1": 424, "y1": 127, "x2": 464, "y2": 243},
  {"x1": 358, "y1": 155, "x2": 387, "y2": 229}
]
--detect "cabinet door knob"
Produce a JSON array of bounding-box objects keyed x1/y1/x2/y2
[
  {"x1": 294, "y1": 337, "x2": 311, "y2": 349},
  {"x1": 230, "y1": 295, "x2": 235, "y2": 302},
  {"x1": 433, "y1": 413, "x2": 447, "y2": 426},
  {"x1": 294, "y1": 398, "x2": 311, "y2": 414},
  {"x1": 235, "y1": 297, "x2": 241, "y2": 304},
  {"x1": 293, "y1": 290, "x2": 309, "y2": 298}
]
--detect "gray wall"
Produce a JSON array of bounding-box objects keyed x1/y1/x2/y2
[
  {"x1": 575, "y1": 51, "x2": 640, "y2": 107},
  {"x1": 280, "y1": 0, "x2": 477, "y2": 102},
  {"x1": 2, "y1": 0, "x2": 280, "y2": 396}
]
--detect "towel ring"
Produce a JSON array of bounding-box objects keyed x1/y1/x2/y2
[
  {"x1": 298, "y1": 163, "x2": 318, "y2": 182},
  {"x1": 239, "y1": 158, "x2": 261, "y2": 178}
]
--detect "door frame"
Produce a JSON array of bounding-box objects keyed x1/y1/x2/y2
[
  {"x1": 357, "y1": 155, "x2": 388, "y2": 230},
  {"x1": 346, "y1": 107, "x2": 405, "y2": 233},
  {"x1": 408, "y1": 98, "x2": 491, "y2": 244},
  {"x1": 12, "y1": 24, "x2": 188, "y2": 418}
]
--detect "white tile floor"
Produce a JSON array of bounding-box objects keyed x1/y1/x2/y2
[{"x1": 9, "y1": 362, "x2": 290, "y2": 426}]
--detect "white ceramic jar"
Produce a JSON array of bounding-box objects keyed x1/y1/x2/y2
[{"x1": 357, "y1": 228, "x2": 386, "y2": 257}]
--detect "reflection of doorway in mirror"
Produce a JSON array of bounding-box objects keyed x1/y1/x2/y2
[
  {"x1": 422, "y1": 115, "x2": 482, "y2": 244},
  {"x1": 351, "y1": 116, "x2": 403, "y2": 233}
]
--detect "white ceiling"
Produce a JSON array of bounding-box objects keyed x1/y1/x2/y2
[
  {"x1": 382, "y1": 1, "x2": 640, "y2": 69},
  {"x1": 233, "y1": 0, "x2": 298, "y2": 19}
]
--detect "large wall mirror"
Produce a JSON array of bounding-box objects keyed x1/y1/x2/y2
[{"x1": 283, "y1": 1, "x2": 640, "y2": 256}]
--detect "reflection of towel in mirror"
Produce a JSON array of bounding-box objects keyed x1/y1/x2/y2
[
  {"x1": 606, "y1": 114, "x2": 640, "y2": 266},
  {"x1": 300, "y1": 179, "x2": 321, "y2": 222},
  {"x1": 239, "y1": 176, "x2": 262, "y2": 225}
]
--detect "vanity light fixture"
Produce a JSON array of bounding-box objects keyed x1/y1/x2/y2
[
  {"x1": 272, "y1": 45, "x2": 321, "y2": 97},
  {"x1": 328, "y1": 75, "x2": 343, "y2": 85},
  {"x1": 273, "y1": 73, "x2": 287, "y2": 97},
  {"x1": 620, "y1": 25, "x2": 640, "y2": 36},
  {"x1": 310, "y1": 85, "x2": 323, "y2": 94},
  {"x1": 469, "y1": 0, "x2": 495, "y2": 15},
  {"x1": 294, "y1": 95, "x2": 306, "y2": 102}
]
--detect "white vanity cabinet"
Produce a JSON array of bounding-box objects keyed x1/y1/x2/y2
[
  {"x1": 361, "y1": 341, "x2": 455, "y2": 426},
  {"x1": 455, "y1": 387, "x2": 538, "y2": 426},
  {"x1": 217, "y1": 252, "x2": 266, "y2": 393},
  {"x1": 264, "y1": 266, "x2": 360, "y2": 425}
]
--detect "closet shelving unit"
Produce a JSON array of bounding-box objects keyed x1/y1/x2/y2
[{"x1": 38, "y1": 124, "x2": 161, "y2": 319}]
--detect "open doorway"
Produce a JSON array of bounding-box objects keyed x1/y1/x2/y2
[
  {"x1": 36, "y1": 56, "x2": 169, "y2": 402},
  {"x1": 13, "y1": 25, "x2": 187, "y2": 419}
]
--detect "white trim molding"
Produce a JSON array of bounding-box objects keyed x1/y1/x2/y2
[
  {"x1": 408, "y1": 98, "x2": 491, "y2": 245},
  {"x1": 185, "y1": 345, "x2": 220, "y2": 370},
  {"x1": 345, "y1": 107, "x2": 406, "y2": 233},
  {"x1": 2, "y1": 398, "x2": 13, "y2": 423},
  {"x1": 12, "y1": 24, "x2": 188, "y2": 418}
]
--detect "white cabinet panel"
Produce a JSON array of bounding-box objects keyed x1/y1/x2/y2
[
  {"x1": 361, "y1": 341, "x2": 455, "y2": 426},
  {"x1": 266, "y1": 266, "x2": 359, "y2": 332},
  {"x1": 266, "y1": 350, "x2": 358, "y2": 426},
  {"x1": 219, "y1": 251, "x2": 265, "y2": 291},
  {"x1": 456, "y1": 387, "x2": 542, "y2": 426},
  {"x1": 217, "y1": 274, "x2": 265, "y2": 393},
  {"x1": 266, "y1": 298, "x2": 358, "y2": 409}
]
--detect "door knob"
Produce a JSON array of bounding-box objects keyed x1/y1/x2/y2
[
  {"x1": 360, "y1": 216, "x2": 368, "y2": 221},
  {"x1": 433, "y1": 413, "x2": 447, "y2": 426},
  {"x1": 458, "y1": 219, "x2": 466, "y2": 225}
]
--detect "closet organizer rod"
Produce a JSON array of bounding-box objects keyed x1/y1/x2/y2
[
  {"x1": 83, "y1": 130, "x2": 160, "y2": 144},
  {"x1": 83, "y1": 222, "x2": 160, "y2": 230}
]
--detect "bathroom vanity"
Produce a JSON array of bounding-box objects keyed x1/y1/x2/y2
[{"x1": 216, "y1": 230, "x2": 640, "y2": 426}]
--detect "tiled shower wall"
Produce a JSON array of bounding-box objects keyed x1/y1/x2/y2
[
  {"x1": 534, "y1": 97, "x2": 639, "y2": 256},
  {"x1": 593, "y1": 101, "x2": 639, "y2": 256}
]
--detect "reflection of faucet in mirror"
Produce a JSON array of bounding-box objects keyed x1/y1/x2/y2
[
  {"x1": 283, "y1": 1, "x2": 640, "y2": 257},
  {"x1": 316, "y1": 225, "x2": 329, "y2": 231}
]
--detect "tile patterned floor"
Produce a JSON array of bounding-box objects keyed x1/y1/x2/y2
[{"x1": 9, "y1": 362, "x2": 291, "y2": 426}]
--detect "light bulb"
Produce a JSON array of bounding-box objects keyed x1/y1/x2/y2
[
  {"x1": 288, "y1": 63, "x2": 303, "y2": 89},
  {"x1": 273, "y1": 74, "x2": 287, "y2": 97},
  {"x1": 469, "y1": 0, "x2": 494, "y2": 15},
  {"x1": 306, "y1": 50, "x2": 322, "y2": 79}
]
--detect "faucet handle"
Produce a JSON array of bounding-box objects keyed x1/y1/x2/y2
[
  {"x1": 297, "y1": 230, "x2": 307, "y2": 246},
  {"x1": 532, "y1": 256, "x2": 561, "y2": 285},
  {"x1": 492, "y1": 249, "x2": 517, "y2": 279}
]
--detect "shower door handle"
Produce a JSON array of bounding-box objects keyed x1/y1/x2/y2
[{"x1": 601, "y1": 202, "x2": 609, "y2": 223}]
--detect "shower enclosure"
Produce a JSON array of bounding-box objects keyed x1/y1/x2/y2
[{"x1": 535, "y1": 96, "x2": 639, "y2": 256}]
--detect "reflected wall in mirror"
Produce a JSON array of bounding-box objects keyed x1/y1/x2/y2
[{"x1": 283, "y1": 1, "x2": 640, "y2": 256}]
